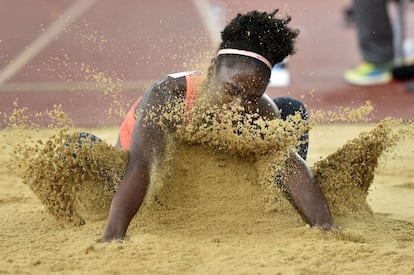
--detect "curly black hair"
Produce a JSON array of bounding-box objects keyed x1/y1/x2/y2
[{"x1": 219, "y1": 9, "x2": 299, "y2": 66}]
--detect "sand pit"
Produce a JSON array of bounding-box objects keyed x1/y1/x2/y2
[{"x1": 1, "y1": 122, "x2": 414, "y2": 274}]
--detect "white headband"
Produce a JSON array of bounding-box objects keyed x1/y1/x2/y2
[{"x1": 216, "y1": 49, "x2": 273, "y2": 70}]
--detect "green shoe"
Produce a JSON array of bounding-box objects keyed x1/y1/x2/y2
[{"x1": 344, "y1": 62, "x2": 392, "y2": 86}]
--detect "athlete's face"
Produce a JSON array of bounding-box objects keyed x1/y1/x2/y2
[{"x1": 212, "y1": 56, "x2": 270, "y2": 112}]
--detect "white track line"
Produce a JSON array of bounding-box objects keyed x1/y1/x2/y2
[
  {"x1": 192, "y1": 0, "x2": 222, "y2": 49},
  {"x1": 0, "y1": 0, "x2": 97, "y2": 86}
]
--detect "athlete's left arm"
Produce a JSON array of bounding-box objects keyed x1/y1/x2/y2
[
  {"x1": 260, "y1": 94, "x2": 337, "y2": 229},
  {"x1": 281, "y1": 149, "x2": 337, "y2": 230}
]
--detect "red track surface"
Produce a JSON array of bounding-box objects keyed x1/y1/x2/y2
[{"x1": 1, "y1": 0, "x2": 414, "y2": 127}]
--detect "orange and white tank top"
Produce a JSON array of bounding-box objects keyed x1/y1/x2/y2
[{"x1": 118, "y1": 71, "x2": 205, "y2": 150}]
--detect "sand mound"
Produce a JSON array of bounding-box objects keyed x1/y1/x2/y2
[
  {"x1": 8, "y1": 96, "x2": 411, "y2": 231},
  {"x1": 11, "y1": 130, "x2": 127, "y2": 225},
  {"x1": 133, "y1": 141, "x2": 301, "y2": 233},
  {"x1": 313, "y1": 118, "x2": 405, "y2": 219},
  {"x1": 12, "y1": 120, "x2": 403, "y2": 229}
]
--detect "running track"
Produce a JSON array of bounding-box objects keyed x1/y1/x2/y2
[{"x1": 1, "y1": 0, "x2": 414, "y2": 127}]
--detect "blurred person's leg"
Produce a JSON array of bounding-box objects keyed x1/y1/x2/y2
[
  {"x1": 344, "y1": 0, "x2": 394, "y2": 85},
  {"x1": 354, "y1": 0, "x2": 394, "y2": 65}
]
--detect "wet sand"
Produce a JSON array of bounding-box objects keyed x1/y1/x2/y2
[{"x1": 1, "y1": 124, "x2": 414, "y2": 274}]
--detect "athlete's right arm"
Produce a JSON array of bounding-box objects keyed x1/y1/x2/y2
[{"x1": 102, "y1": 76, "x2": 185, "y2": 242}]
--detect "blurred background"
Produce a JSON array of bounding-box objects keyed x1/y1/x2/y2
[{"x1": 1, "y1": 0, "x2": 414, "y2": 127}]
